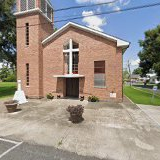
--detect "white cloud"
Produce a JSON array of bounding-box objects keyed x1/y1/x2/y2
[
  {"x1": 76, "y1": 0, "x2": 112, "y2": 3},
  {"x1": 77, "y1": 0, "x2": 131, "y2": 31},
  {"x1": 76, "y1": 0, "x2": 130, "y2": 6},
  {"x1": 120, "y1": 0, "x2": 130, "y2": 6},
  {"x1": 82, "y1": 10, "x2": 106, "y2": 31},
  {"x1": 113, "y1": 6, "x2": 121, "y2": 11},
  {"x1": 131, "y1": 59, "x2": 140, "y2": 66},
  {"x1": 76, "y1": 0, "x2": 130, "y2": 12}
]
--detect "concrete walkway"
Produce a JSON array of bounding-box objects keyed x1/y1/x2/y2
[
  {"x1": 0, "y1": 99, "x2": 160, "y2": 160},
  {"x1": 137, "y1": 104, "x2": 160, "y2": 127}
]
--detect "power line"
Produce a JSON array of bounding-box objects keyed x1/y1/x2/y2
[
  {"x1": 54, "y1": 1, "x2": 160, "y2": 23},
  {"x1": 54, "y1": 0, "x2": 118, "y2": 12},
  {"x1": 14, "y1": 1, "x2": 160, "y2": 29},
  {"x1": 1, "y1": 0, "x2": 117, "y2": 22}
]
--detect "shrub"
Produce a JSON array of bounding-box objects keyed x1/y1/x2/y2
[
  {"x1": 46, "y1": 93, "x2": 54, "y2": 100},
  {"x1": 67, "y1": 105, "x2": 84, "y2": 123},
  {"x1": 158, "y1": 83, "x2": 160, "y2": 89},
  {"x1": 4, "y1": 73, "x2": 16, "y2": 82},
  {"x1": 0, "y1": 67, "x2": 16, "y2": 82},
  {"x1": 88, "y1": 96, "x2": 99, "y2": 102}
]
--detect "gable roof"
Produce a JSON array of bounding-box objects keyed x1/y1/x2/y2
[{"x1": 42, "y1": 22, "x2": 130, "y2": 48}]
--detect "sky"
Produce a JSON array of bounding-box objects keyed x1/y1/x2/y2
[
  {"x1": 1, "y1": 0, "x2": 160, "y2": 71},
  {"x1": 50, "y1": 0, "x2": 160, "y2": 72}
]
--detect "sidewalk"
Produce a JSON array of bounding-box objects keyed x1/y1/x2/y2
[{"x1": 137, "y1": 104, "x2": 160, "y2": 127}]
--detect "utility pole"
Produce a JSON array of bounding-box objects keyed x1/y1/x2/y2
[{"x1": 127, "y1": 60, "x2": 132, "y2": 86}]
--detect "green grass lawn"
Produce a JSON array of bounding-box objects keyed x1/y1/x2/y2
[
  {"x1": 124, "y1": 86, "x2": 160, "y2": 106},
  {"x1": 0, "y1": 82, "x2": 17, "y2": 100},
  {"x1": 135, "y1": 87, "x2": 160, "y2": 97}
]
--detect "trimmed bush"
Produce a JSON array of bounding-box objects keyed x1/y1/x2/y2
[
  {"x1": 88, "y1": 96, "x2": 99, "y2": 102},
  {"x1": 46, "y1": 93, "x2": 54, "y2": 100},
  {"x1": 67, "y1": 105, "x2": 84, "y2": 123}
]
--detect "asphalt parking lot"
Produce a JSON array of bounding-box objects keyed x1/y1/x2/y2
[{"x1": 0, "y1": 138, "x2": 106, "y2": 160}]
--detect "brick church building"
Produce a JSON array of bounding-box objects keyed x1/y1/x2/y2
[{"x1": 14, "y1": 0, "x2": 130, "y2": 101}]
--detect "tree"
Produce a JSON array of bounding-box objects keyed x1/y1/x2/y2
[
  {"x1": 133, "y1": 67, "x2": 142, "y2": 75},
  {"x1": 138, "y1": 25, "x2": 160, "y2": 76},
  {"x1": 0, "y1": 0, "x2": 16, "y2": 69},
  {"x1": 123, "y1": 68, "x2": 129, "y2": 80},
  {"x1": 0, "y1": 66, "x2": 10, "y2": 81},
  {"x1": 0, "y1": 65, "x2": 16, "y2": 82}
]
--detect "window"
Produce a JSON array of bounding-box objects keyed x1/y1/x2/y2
[
  {"x1": 41, "y1": 0, "x2": 46, "y2": 13},
  {"x1": 73, "y1": 41, "x2": 79, "y2": 49},
  {"x1": 41, "y1": 0, "x2": 53, "y2": 21},
  {"x1": 94, "y1": 61, "x2": 106, "y2": 87},
  {"x1": 63, "y1": 39, "x2": 79, "y2": 74},
  {"x1": 26, "y1": 63, "x2": 29, "y2": 86},
  {"x1": 25, "y1": 23, "x2": 29, "y2": 46},
  {"x1": 20, "y1": 0, "x2": 27, "y2": 11},
  {"x1": 20, "y1": 0, "x2": 35, "y2": 11},
  {"x1": 63, "y1": 42, "x2": 70, "y2": 50},
  {"x1": 28, "y1": 0, "x2": 35, "y2": 10},
  {"x1": 72, "y1": 52, "x2": 79, "y2": 74}
]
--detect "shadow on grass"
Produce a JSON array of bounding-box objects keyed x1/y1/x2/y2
[{"x1": 0, "y1": 85, "x2": 17, "y2": 99}]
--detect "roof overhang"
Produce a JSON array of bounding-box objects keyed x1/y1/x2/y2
[
  {"x1": 14, "y1": 8, "x2": 52, "y2": 23},
  {"x1": 54, "y1": 74, "x2": 85, "y2": 78},
  {"x1": 42, "y1": 22, "x2": 130, "y2": 49}
]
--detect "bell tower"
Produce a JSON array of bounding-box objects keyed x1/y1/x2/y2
[{"x1": 14, "y1": 0, "x2": 54, "y2": 98}]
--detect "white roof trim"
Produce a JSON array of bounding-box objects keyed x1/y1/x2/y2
[
  {"x1": 54, "y1": 74, "x2": 85, "y2": 78},
  {"x1": 42, "y1": 22, "x2": 130, "y2": 47},
  {"x1": 14, "y1": 8, "x2": 52, "y2": 23}
]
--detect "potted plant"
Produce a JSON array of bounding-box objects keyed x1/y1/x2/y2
[
  {"x1": 57, "y1": 95, "x2": 61, "y2": 99},
  {"x1": 4, "y1": 100, "x2": 18, "y2": 113},
  {"x1": 67, "y1": 105, "x2": 84, "y2": 123},
  {"x1": 46, "y1": 93, "x2": 54, "y2": 100},
  {"x1": 88, "y1": 96, "x2": 99, "y2": 102},
  {"x1": 80, "y1": 96, "x2": 84, "y2": 101}
]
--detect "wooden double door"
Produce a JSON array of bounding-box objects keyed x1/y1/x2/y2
[{"x1": 66, "y1": 78, "x2": 79, "y2": 98}]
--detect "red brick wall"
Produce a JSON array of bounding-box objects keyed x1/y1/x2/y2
[
  {"x1": 16, "y1": 12, "x2": 53, "y2": 98},
  {"x1": 43, "y1": 27, "x2": 123, "y2": 101}
]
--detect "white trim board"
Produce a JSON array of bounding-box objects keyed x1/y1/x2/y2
[
  {"x1": 14, "y1": 8, "x2": 53, "y2": 23},
  {"x1": 42, "y1": 22, "x2": 130, "y2": 48}
]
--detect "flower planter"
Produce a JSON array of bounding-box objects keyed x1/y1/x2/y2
[
  {"x1": 46, "y1": 93, "x2": 54, "y2": 100},
  {"x1": 57, "y1": 95, "x2": 61, "y2": 99},
  {"x1": 4, "y1": 100, "x2": 18, "y2": 113},
  {"x1": 80, "y1": 96, "x2": 84, "y2": 101}
]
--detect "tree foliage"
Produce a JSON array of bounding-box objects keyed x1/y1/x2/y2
[
  {"x1": 138, "y1": 25, "x2": 160, "y2": 76},
  {"x1": 0, "y1": 66, "x2": 16, "y2": 82},
  {"x1": 0, "y1": 0, "x2": 16, "y2": 68},
  {"x1": 123, "y1": 69, "x2": 129, "y2": 80},
  {"x1": 133, "y1": 67, "x2": 142, "y2": 75}
]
